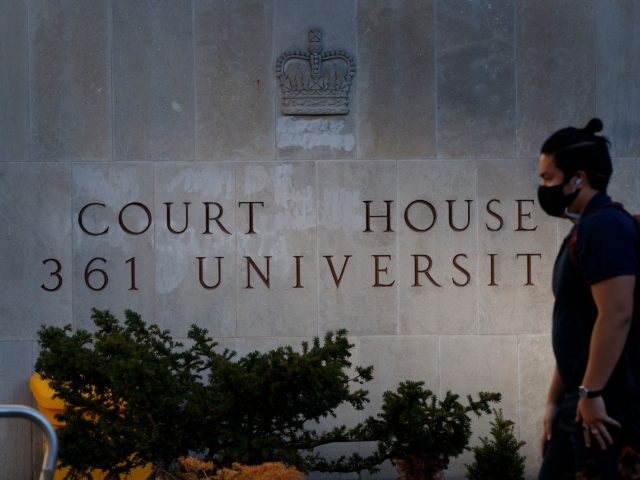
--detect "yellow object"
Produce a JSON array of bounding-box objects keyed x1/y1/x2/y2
[
  {"x1": 30, "y1": 373, "x2": 153, "y2": 480},
  {"x1": 29, "y1": 374, "x2": 65, "y2": 427}
]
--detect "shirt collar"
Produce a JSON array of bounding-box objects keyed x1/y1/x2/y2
[{"x1": 582, "y1": 190, "x2": 611, "y2": 217}]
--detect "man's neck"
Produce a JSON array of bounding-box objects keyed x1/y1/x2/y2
[{"x1": 567, "y1": 188, "x2": 599, "y2": 222}]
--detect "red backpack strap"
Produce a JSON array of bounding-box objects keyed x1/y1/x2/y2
[{"x1": 569, "y1": 227, "x2": 579, "y2": 265}]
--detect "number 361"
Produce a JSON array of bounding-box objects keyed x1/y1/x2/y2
[{"x1": 41, "y1": 257, "x2": 139, "y2": 292}]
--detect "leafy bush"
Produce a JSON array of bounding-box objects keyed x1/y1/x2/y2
[
  {"x1": 204, "y1": 328, "x2": 375, "y2": 472},
  {"x1": 35, "y1": 309, "x2": 375, "y2": 478},
  {"x1": 363, "y1": 381, "x2": 501, "y2": 480},
  {"x1": 35, "y1": 309, "x2": 225, "y2": 479},
  {"x1": 36, "y1": 309, "x2": 502, "y2": 479},
  {"x1": 465, "y1": 409, "x2": 526, "y2": 480}
]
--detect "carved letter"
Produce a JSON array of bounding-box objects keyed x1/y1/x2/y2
[
  {"x1": 372, "y1": 255, "x2": 395, "y2": 287},
  {"x1": 324, "y1": 255, "x2": 352, "y2": 288},
  {"x1": 238, "y1": 201, "x2": 265, "y2": 234},
  {"x1": 197, "y1": 256, "x2": 223, "y2": 290},
  {"x1": 411, "y1": 254, "x2": 442, "y2": 287},
  {"x1": 78, "y1": 202, "x2": 108, "y2": 236},
  {"x1": 293, "y1": 255, "x2": 304, "y2": 288},
  {"x1": 245, "y1": 256, "x2": 271, "y2": 288},
  {"x1": 485, "y1": 199, "x2": 504, "y2": 232},
  {"x1": 404, "y1": 200, "x2": 437, "y2": 232},
  {"x1": 452, "y1": 253, "x2": 471, "y2": 287},
  {"x1": 517, "y1": 253, "x2": 542, "y2": 286},
  {"x1": 119, "y1": 202, "x2": 152, "y2": 235},
  {"x1": 516, "y1": 199, "x2": 537, "y2": 231},
  {"x1": 165, "y1": 202, "x2": 190, "y2": 234},
  {"x1": 203, "y1": 202, "x2": 232, "y2": 235},
  {"x1": 363, "y1": 200, "x2": 394, "y2": 233},
  {"x1": 447, "y1": 200, "x2": 473, "y2": 232},
  {"x1": 488, "y1": 253, "x2": 498, "y2": 286}
]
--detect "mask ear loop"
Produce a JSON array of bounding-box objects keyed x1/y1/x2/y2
[
  {"x1": 564, "y1": 176, "x2": 583, "y2": 221},
  {"x1": 565, "y1": 210, "x2": 581, "y2": 221}
]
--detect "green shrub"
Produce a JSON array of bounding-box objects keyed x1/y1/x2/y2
[
  {"x1": 363, "y1": 381, "x2": 501, "y2": 479},
  {"x1": 205, "y1": 328, "x2": 375, "y2": 472},
  {"x1": 36, "y1": 309, "x2": 503, "y2": 479},
  {"x1": 36, "y1": 309, "x2": 225, "y2": 479},
  {"x1": 465, "y1": 409, "x2": 526, "y2": 480},
  {"x1": 35, "y1": 309, "x2": 376, "y2": 478}
]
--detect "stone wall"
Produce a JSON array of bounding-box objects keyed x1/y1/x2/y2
[{"x1": 1, "y1": 1, "x2": 639, "y2": 479}]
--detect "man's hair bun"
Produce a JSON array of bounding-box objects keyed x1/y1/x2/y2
[{"x1": 583, "y1": 118, "x2": 604, "y2": 135}]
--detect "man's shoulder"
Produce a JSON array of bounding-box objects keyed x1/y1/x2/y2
[
  {"x1": 575, "y1": 203, "x2": 639, "y2": 284},
  {"x1": 579, "y1": 204, "x2": 638, "y2": 238}
]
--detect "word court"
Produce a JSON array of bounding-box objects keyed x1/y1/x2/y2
[{"x1": 40, "y1": 198, "x2": 544, "y2": 293}]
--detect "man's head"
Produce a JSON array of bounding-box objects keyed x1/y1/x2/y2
[
  {"x1": 539, "y1": 118, "x2": 612, "y2": 191},
  {"x1": 537, "y1": 118, "x2": 612, "y2": 217}
]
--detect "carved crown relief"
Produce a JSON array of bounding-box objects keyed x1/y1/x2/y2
[{"x1": 276, "y1": 29, "x2": 356, "y2": 115}]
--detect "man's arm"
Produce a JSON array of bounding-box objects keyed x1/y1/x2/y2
[{"x1": 576, "y1": 274, "x2": 635, "y2": 448}]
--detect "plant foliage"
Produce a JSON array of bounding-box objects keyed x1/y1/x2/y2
[
  {"x1": 362, "y1": 381, "x2": 501, "y2": 479},
  {"x1": 465, "y1": 409, "x2": 526, "y2": 480},
  {"x1": 35, "y1": 309, "x2": 228, "y2": 479},
  {"x1": 175, "y1": 457, "x2": 306, "y2": 480},
  {"x1": 204, "y1": 328, "x2": 375, "y2": 472},
  {"x1": 35, "y1": 309, "x2": 376, "y2": 478},
  {"x1": 36, "y1": 309, "x2": 503, "y2": 479}
]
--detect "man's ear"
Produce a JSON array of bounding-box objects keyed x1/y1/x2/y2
[{"x1": 575, "y1": 170, "x2": 588, "y2": 187}]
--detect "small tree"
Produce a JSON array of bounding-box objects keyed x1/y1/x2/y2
[
  {"x1": 204, "y1": 329, "x2": 376, "y2": 473},
  {"x1": 363, "y1": 381, "x2": 501, "y2": 480},
  {"x1": 35, "y1": 309, "x2": 228, "y2": 479},
  {"x1": 465, "y1": 409, "x2": 526, "y2": 480}
]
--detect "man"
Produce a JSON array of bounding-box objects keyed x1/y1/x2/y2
[{"x1": 537, "y1": 118, "x2": 640, "y2": 479}]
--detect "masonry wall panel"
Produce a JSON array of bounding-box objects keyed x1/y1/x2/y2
[
  {"x1": 1, "y1": 3, "x2": 639, "y2": 478},
  {"x1": 0, "y1": 0, "x2": 29, "y2": 162},
  {"x1": 29, "y1": 0, "x2": 111, "y2": 161},
  {"x1": 357, "y1": 0, "x2": 436, "y2": 160},
  {"x1": 112, "y1": 0, "x2": 194, "y2": 161}
]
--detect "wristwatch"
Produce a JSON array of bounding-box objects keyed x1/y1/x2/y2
[{"x1": 578, "y1": 385, "x2": 603, "y2": 399}]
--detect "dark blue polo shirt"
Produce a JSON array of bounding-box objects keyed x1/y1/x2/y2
[{"x1": 552, "y1": 191, "x2": 639, "y2": 395}]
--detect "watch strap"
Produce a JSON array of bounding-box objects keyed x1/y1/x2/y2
[{"x1": 579, "y1": 385, "x2": 603, "y2": 398}]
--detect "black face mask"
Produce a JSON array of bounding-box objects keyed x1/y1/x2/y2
[{"x1": 537, "y1": 180, "x2": 580, "y2": 217}]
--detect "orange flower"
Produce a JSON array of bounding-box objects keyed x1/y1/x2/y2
[
  {"x1": 213, "y1": 462, "x2": 306, "y2": 480},
  {"x1": 177, "y1": 456, "x2": 215, "y2": 479}
]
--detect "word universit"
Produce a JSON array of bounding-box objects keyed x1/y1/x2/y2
[{"x1": 41, "y1": 199, "x2": 544, "y2": 293}]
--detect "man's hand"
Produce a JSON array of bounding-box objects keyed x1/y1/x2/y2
[
  {"x1": 540, "y1": 402, "x2": 560, "y2": 456},
  {"x1": 576, "y1": 396, "x2": 621, "y2": 449}
]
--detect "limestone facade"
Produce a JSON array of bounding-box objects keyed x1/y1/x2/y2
[{"x1": 1, "y1": 1, "x2": 639, "y2": 478}]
